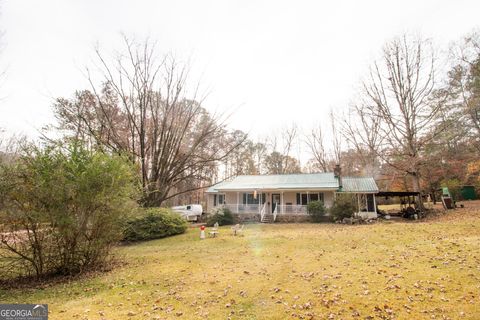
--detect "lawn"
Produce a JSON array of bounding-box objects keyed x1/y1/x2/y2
[{"x1": 1, "y1": 204, "x2": 480, "y2": 320}]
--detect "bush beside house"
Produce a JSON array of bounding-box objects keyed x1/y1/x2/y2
[
  {"x1": 330, "y1": 194, "x2": 357, "y2": 221},
  {"x1": 123, "y1": 208, "x2": 187, "y2": 241},
  {"x1": 206, "y1": 208, "x2": 235, "y2": 226},
  {"x1": 307, "y1": 201, "x2": 326, "y2": 222}
]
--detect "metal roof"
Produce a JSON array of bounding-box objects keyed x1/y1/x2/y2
[
  {"x1": 207, "y1": 173, "x2": 337, "y2": 192},
  {"x1": 206, "y1": 180, "x2": 230, "y2": 193},
  {"x1": 340, "y1": 177, "x2": 379, "y2": 193},
  {"x1": 207, "y1": 173, "x2": 379, "y2": 193}
]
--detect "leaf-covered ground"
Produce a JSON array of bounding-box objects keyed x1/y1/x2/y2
[{"x1": 1, "y1": 203, "x2": 480, "y2": 319}]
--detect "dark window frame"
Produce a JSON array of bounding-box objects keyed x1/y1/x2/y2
[
  {"x1": 213, "y1": 193, "x2": 225, "y2": 206},
  {"x1": 296, "y1": 192, "x2": 325, "y2": 205},
  {"x1": 242, "y1": 192, "x2": 266, "y2": 205}
]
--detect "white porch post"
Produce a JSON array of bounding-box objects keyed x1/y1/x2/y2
[
  {"x1": 237, "y1": 192, "x2": 239, "y2": 214},
  {"x1": 281, "y1": 191, "x2": 284, "y2": 214},
  {"x1": 373, "y1": 194, "x2": 377, "y2": 213}
]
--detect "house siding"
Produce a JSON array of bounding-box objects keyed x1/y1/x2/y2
[
  {"x1": 225, "y1": 192, "x2": 237, "y2": 205},
  {"x1": 325, "y1": 192, "x2": 334, "y2": 208},
  {"x1": 207, "y1": 194, "x2": 215, "y2": 211}
]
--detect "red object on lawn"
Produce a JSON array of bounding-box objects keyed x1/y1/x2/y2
[{"x1": 200, "y1": 225, "x2": 205, "y2": 230}]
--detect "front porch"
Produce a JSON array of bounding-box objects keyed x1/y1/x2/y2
[
  {"x1": 222, "y1": 203, "x2": 309, "y2": 223},
  {"x1": 209, "y1": 190, "x2": 335, "y2": 222},
  {"x1": 217, "y1": 203, "x2": 314, "y2": 223},
  {"x1": 222, "y1": 203, "x2": 308, "y2": 215}
]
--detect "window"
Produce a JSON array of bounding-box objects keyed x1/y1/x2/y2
[
  {"x1": 242, "y1": 193, "x2": 266, "y2": 205},
  {"x1": 218, "y1": 194, "x2": 225, "y2": 205},
  {"x1": 296, "y1": 192, "x2": 324, "y2": 205},
  {"x1": 213, "y1": 194, "x2": 225, "y2": 206},
  {"x1": 301, "y1": 193, "x2": 308, "y2": 205}
]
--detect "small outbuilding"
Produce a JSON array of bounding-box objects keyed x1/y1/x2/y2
[{"x1": 460, "y1": 185, "x2": 476, "y2": 200}]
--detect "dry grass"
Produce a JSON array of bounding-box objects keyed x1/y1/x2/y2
[{"x1": 1, "y1": 202, "x2": 480, "y2": 319}]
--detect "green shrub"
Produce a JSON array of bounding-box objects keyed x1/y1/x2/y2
[
  {"x1": 330, "y1": 194, "x2": 357, "y2": 221},
  {"x1": 206, "y1": 208, "x2": 235, "y2": 226},
  {"x1": 0, "y1": 142, "x2": 139, "y2": 279},
  {"x1": 307, "y1": 201, "x2": 326, "y2": 222},
  {"x1": 123, "y1": 208, "x2": 187, "y2": 241}
]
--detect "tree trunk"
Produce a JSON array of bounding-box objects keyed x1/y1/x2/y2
[{"x1": 411, "y1": 171, "x2": 425, "y2": 211}]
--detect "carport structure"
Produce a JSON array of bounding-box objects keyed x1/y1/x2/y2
[{"x1": 376, "y1": 191, "x2": 421, "y2": 217}]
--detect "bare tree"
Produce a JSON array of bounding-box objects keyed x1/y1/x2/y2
[
  {"x1": 252, "y1": 140, "x2": 267, "y2": 174},
  {"x1": 330, "y1": 110, "x2": 342, "y2": 165},
  {"x1": 280, "y1": 124, "x2": 299, "y2": 173},
  {"x1": 265, "y1": 124, "x2": 301, "y2": 174},
  {"x1": 305, "y1": 111, "x2": 343, "y2": 173},
  {"x1": 305, "y1": 126, "x2": 328, "y2": 172},
  {"x1": 264, "y1": 151, "x2": 301, "y2": 174},
  {"x1": 446, "y1": 31, "x2": 480, "y2": 151},
  {"x1": 54, "y1": 36, "x2": 243, "y2": 206},
  {"x1": 340, "y1": 103, "x2": 384, "y2": 177},
  {"x1": 358, "y1": 34, "x2": 440, "y2": 209},
  {"x1": 222, "y1": 130, "x2": 254, "y2": 177}
]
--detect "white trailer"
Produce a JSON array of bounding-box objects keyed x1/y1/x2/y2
[{"x1": 171, "y1": 204, "x2": 203, "y2": 222}]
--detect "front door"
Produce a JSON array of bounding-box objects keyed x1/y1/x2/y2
[{"x1": 272, "y1": 194, "x2": 281, "y2": 213}]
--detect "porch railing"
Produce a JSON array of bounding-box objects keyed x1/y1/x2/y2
[
  {"x1": 276, "y1": 205, "x2": 308, "y2": 215},
  {"x1": 273, "y1": 203, "x2": 279, "y2": 221},
  {"x1": 222, "y1": 204, "x2": 260, "y2": 214},
  {"x1": 219, "y1": 204, "x2": 308, "y2": 215},
  {"x1": 260, "y1": 203, "x2": 267, "y2": 221}
]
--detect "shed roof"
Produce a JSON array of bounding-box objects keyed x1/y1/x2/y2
[{"x1": 340, "y1": 177, "x2": 379, "y2": 193}]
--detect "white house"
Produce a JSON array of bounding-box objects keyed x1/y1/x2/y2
[{"x1": 206, "y1": 172, "x2": 379, "y2": 223}]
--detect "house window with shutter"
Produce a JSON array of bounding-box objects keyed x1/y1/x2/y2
[
  {"x1": 296, "y1": 192, "x2": 325, "y2": 205},
  {"x1": 213, "y1": 194, "x2": 225, "y2": 206},
  {"x1": 218, "y1": 194, "x2": 225, "y2": 205},
  {"x1": 242, "y1": 193, "x2": 266, "y2": 205}
]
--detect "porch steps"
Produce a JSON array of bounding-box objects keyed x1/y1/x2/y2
[{"x1": 261, "y1": 213, "x2": 275, "y2": 223}]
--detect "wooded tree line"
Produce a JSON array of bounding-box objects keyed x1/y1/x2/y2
[
  {"x1": 1, "y1": 32, "x2": 479, "y2": 207},
  {"x1": 209, "y1": 31, "x2": 480, "y2": 206}
]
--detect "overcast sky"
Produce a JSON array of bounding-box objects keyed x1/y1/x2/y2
[{"x1": 1, "y1": 0, "x2": 479, "y2": 156}]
